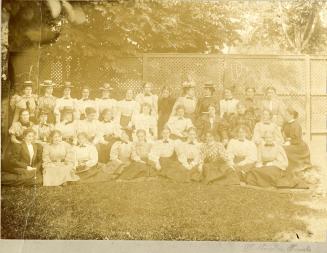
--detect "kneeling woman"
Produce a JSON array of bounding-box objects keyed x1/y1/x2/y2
[
  {"x1": 42, "y1": 130, "x2": 79, "y2": 186},
  {"x1": 118, "y1": 129, "x2": 155, "y2": 180},
  {"x1": 245, "y1": 132, "x2": 288, "y2": 188},
  {"x1": 2, "y1": 128, "x2": 42, "y2": 186},
  {"x1": 72, "y1": 132, "x2": 99, "y2": 179},
  {"x1": 200, "y1": 131, "x2": 239, "y2": 185},
  {"x1": 160, "y1": 127, "x2": 201, "y2": 183}
]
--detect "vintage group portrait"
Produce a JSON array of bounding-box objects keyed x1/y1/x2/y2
[{"x1": 1, "y1": 0, "x2": 327, "y2": 251}]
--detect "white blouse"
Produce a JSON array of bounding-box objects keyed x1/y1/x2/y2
[
  {"x1": 73, "y1": 144, "x2": 98, "y2": 167},
  {"x1": 227, "y1": 138, "x2": 257, "y2": 166}
]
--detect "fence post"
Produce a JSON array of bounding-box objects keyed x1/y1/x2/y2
[
  {"x1": 142, "y1": 54, "x2": 147, "y2": 83},
  {"x1": 305, "y1": 55, "x2": 311, "y2": 143}
]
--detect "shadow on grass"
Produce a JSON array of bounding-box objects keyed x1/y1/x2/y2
[{"x1": 1, "y1": 179, "x2": 317, "y2": 241}]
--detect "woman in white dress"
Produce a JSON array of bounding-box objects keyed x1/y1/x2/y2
[
  {"x1": 42, "y1": 130, "x2": 79, "y2": 186},
  {"x1": 54, "y1": 106, "x2": 78, "y2": 145}
]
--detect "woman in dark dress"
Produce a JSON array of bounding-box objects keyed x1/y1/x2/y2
[
  {"x1": 158, "y1": 86, "x2": 176, "y2": 134},
  {"x1": 200, "y1": 131, "x2": 239, "y2": 185},
  {"x1": 9, "y1": 109, "x2": 34, "y2": 144},
  {"x1": 2, "y1": 128, "x2": 43, "y2": 186}
]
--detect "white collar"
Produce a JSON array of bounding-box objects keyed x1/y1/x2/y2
[{"x1": 288, "y1": 119, "x2": 295, "y2": 123}]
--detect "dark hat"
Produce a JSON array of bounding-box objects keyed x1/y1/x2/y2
[
  {"x1": 99, "y1": 83, "x2": 114, "y2": 91},
  {"x1": 85, "y1": 107, "x2": 97, "y2": 115},
  {"x1": 62, "y1": 81, "x2": 74, "y2": 88},
  {"x1": 40, "y1": 80, "x2": 56, "y2": 87},
  {"x1": 61, "y1": 106, "x2": 74, "y2": 113},
  {"x1": 203, "y1": 81, "x2": 215, "y2": 90}
]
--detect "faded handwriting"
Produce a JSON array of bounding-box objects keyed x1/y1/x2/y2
[{"x1": 243, "y1": 243, "x2": 311, "y2": 253}]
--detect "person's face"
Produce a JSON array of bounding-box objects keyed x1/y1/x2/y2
[
  {"x1": 137, "y1": 131, "x2": 146, "y2": 142},
  {"x1": 264, "y1": 135, "x2": 274, "y2": 145},
  {"x1": 224, "y1": 89, "x2": 232, "y2": 99},
  {"x1": 45, "y1": 87, "x2": 53, "y2": 94},
  {"x1": 206, "y1": 133, "x2": 214, "y2": 143},
  {"x1": 126, "y1": 89, "x2": 133, "y2": 100},
  {"x1": 40, "y1": 114, "x2": 48, "y2": 123},
  {"x1": 121, "y1": 132, "x2": 130, "y2": 142},
  {"x1": 102, "y1": 90, "x2": 110, "y2": 98},
  {"x1": 24, "y1": 132, "x2": 35, "y2": 143},
  {"x1": 24, "y1": 86, "x2": 32, "y2": 96},
  {"x1": 162, "y1": 129, "x2": 170, "y2": 140},
  {"x1": 186, "y1": 87, "x2": 195, "y2": 97},
  {"x1": 63, "y1": 112, "x2": 73, "y2": 122},
  {"x1": 52, "y1": 133, "x2": 62, "y2": 144},
  {"x1": 78, "y1": 135, "x2": 87, "y2": 145},
  {"x1": 246, "y1": 88, "x2": 255, "y2": 98},
  {"x1": 238, "y1": 128, "x2": 246, "y2": 140},
  {"x1": 204, "y1": 87, "x2": 212, "y2": 97},
  {"x1": 162, "y1": 89, "x2": 170, "y2": 98},
  {"x1": 144, "y1": 83, "x2": 152, "y2": 94},
  {"x1": 87, "y1": 112, "x2": 96, "y2": 121},
  {"x1": 142, "y1": 105, "x2": 151, "y2": 115},
  {"x1": 266, "y1": 89, "x2": 275, "y2": 99},
  {"x1": 208, "y1": 106, "x2": 216, "y2": 115},
  {"x1": 262, "y1": 111, "x2": 271, "y2": 122},
  {"x1": 20, "y1": 111, "x2": 30, "y2": 122},
  {"x1": 82, "y1": 89, "x2": 89, "y2": 98},
  {"x1": 63, "y1": 88, "x2": 71, "y2": 97},
  {"x1": 284, "y1": 110, "x2": 293, "y2": 122},
  {"x1": 176, "y1": 108, "x2": 184, "y2": 117},
  {"x1": 237, "y1": 104, "x2": 246, "y2": 114},
  {"x1": 188, "y1": 130, "x2": 197, "y2": 141},
  {"x1": 103, "y1": 111, "x2": 113, "y2": 121}
]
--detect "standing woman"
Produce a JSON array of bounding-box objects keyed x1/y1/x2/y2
[
  {"x1": 116, "y1": 88, "x2": 140, "y2": 135},
  {"x1": 96, "y1": 83, "x2": 117, "y2": 121},
  {"x1": 135, "y1": 82, "x2": 158, "y2": 118},
  {"x1": 54, "y1": 81, "x2": 77, "y2": 124},
  {"x1": 37, "y1": 80, "x2": 57, "y2": 123},
  {"x1": 2, "y1": 128, "x2": 42, "y2": 186},
  {"x1": 160, "y1": 127, "x2": 201, "y2": 183},
  {"x1": 171, "y1": 81, "x2": 197, "y2": 121},
  {"x1": 252, "y1": 109, "x2": 284, "y2": 146},
  {"x1": 118, "y1": 129, "x2": 155, "y2": 180},
  {"x1": 129, "y1": 102, "x2": 157, "y2": 141},
  {"x1": 261, "y1": 86, "x2": 286, "y2": 127},
  {"x1": 42, "y1": 130, "x2": 79, "y2": 186},
  {"x1": 199, "y1": 131, "x2": 239, "y2": 185},
  {"x1": 195, "y1": 81, "x2": 218, "y2": 116},
  {"x1": 10, "y1": 80, "x2": 38, "y2": 122},
  {"x1": 219, "y1": 87, "x2": 239, "y2": 119},
  {"x1": 76, "y1": 86, "x2": 98, "y2": 120},
  {"x1": 54, "y1": 107, "x2": 78, "y2": 145},
  {"x1": 9, "y1": 109, "x2": 34, "y2": 144},
  {"x1": 158, "y1": 86, "x2": 175, "y2": 134},
  {"x1": 245, "y1": 132, "x2": 288, "y2": 188},
  {"x1": 227, "y1": 125, "x2": 257, "y2": 181},
  {"x1": 32, "y1": 109, "x2": 54, "y2": 145},
  {"x1": 282, "y1": 107, "x2": 311, "y2": 172}
]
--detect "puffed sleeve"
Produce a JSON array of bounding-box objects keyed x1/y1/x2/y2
[
  {"x1": 273, "y1": 124, "x2": 284, "y2": 145},
  {"x1": 175, "y1": 142, "x2": 189, "y2": 168},
  {"x1": 9, "y1": 122, "x2": 21, "y2": 135},
  {"x1": 85, "y1": 145, "x2": 98, "y2": 167},
  {"x1": 252, "y1": 123, "x2": 262, "y2": 145},
  {"x1": 131, "y1": 143, "x2": 141, "y2": 162},
  {"x1": 42, "y1": 144, "x2": 52, "y2": 167},
  {"x1": 271, "y1": 145, "x2": 288, "y2": 170},
  {"x1": 242, "y1": 141, "x2": 257, "y2": 165},
  {"x1": 110, "y1": 141, "x2": 120, "y2": 161},
  {"x1": 148, "y1": 143, "x2": 160, "y2": 166},
  {"x1": 64, "y1": 143, "x2": 75, "y2": 167}
]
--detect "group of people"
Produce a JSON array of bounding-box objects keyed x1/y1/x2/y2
[{"x1": 2, "y1": 79, "x2": 312, "y2": 189}]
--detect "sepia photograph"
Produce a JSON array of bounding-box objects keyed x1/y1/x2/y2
[{"x1": 1, "y1": 0, "x2": 327, "y2": 247}]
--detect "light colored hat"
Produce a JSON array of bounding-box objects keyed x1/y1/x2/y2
[
  {"x1": 40, "y1": 80, "x2": 56, "y2": 87},
  {"x1": 22, "y1": 80, "x2": 33, "y2": 86},
  {"x1": 63, "y1": 81, "x2": 74, "y2": 88},
  {"x1": 182, "y1": 80, "x2": 196, "y2": 88},
  {"x1": 99, "y1": 83, "x2": 114, "y2": 91}
]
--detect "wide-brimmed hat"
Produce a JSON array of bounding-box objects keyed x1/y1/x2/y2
[
  {"x1": 62, "y1": 81, "x2": 74, "y2": 88},
  {"x1": 40, "y1": 80, "x2": 56, "y2": 87},
  {"x1": 99, "y1": 83, "x2": 114, "y2": 91},
  {"x1": 21, "y1": 80, "x2": 33, "y2": 86},
  {"x1": 182, "y1": 80, "x2": 196, "y2": 88}
]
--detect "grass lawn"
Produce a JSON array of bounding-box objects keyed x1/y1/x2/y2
[{"x1": 1, "y1": 179, "x2": 316, "y2": 241}]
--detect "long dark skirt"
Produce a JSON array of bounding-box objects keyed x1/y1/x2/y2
[
  {"x1": 284, "y1": 142, "x2": 311, "y2": 172},
  {"x1": 202, "y1": 161, "x2": 240, "y2": 185},
  {"x1": 1, "y1": 169, "x2": 43, "y2": 186},
  {"x1": 159, "y1": 157, "x2": 196, "y2": 183},
  {"x1": 158, "y1": 113, "x2": 170, "y2": 134},
  {"x1": 119, "y1": 160, "x2": 157, "y2": 180},
  {"x1": 97, "y1": 137, "x2": 119, "y2": 163},
  {"x1": 234, "y1": 163, "x2": 256, "y2": 182}
]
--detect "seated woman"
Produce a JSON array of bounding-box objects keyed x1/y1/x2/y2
[
  {"x1": 98, "y1": 108, "x2": 122, "y2": 163},
  {"x1": 199, "y1": 131, "x2": 239, "y2": 185},
  {"x1": 282, "y1": 107, "x2": 311, "y2": 172},
  {"x1": 118, "y1": 129, "x2": 155, "y2": 180},
  {"x1": 149, "y1": 127, "x2": 176, "y2": 171},
  {"x1": 2, "y1": 128, "x2": 42, "y2": 186},
  {"x1": 227, "y1": 125, "x2": 257, "y2": 181},
  {"x1": 101, "y1": 130, "x2": 133, "y2": 177},
  {"x1": 129, "y1": 103, "x2": 157, "y2": 141},
  {"x1": 72, "y1": 132, "x2": 98, "y2": 180},
  {"x1": 42, "y1": 130, "x2": 79, "y2": 186},
  {"x1": 160, "y1": 127, "x2": 201, "y2": 183},
  {"x1": 252, "y1": 109, "x2": 284, "y2": 146},
  {"x1": 245, "y1": 132, "x2": 288, "y2": 188},
  {"x1": 9, "y1": 109, "x2": 34, "y2": 144},
  {"x1": 32, "y1": 109, "x2": 54, "y2": 145},
  {"x1": 54, "y1": 106, "x2": 78, "y2": 145},
  {"x1": 219, "y1": 87, "x2": 239, "y2": 119},
  {"x1": 166, "y1": 105, "x2": 194, "y2": 140}
]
